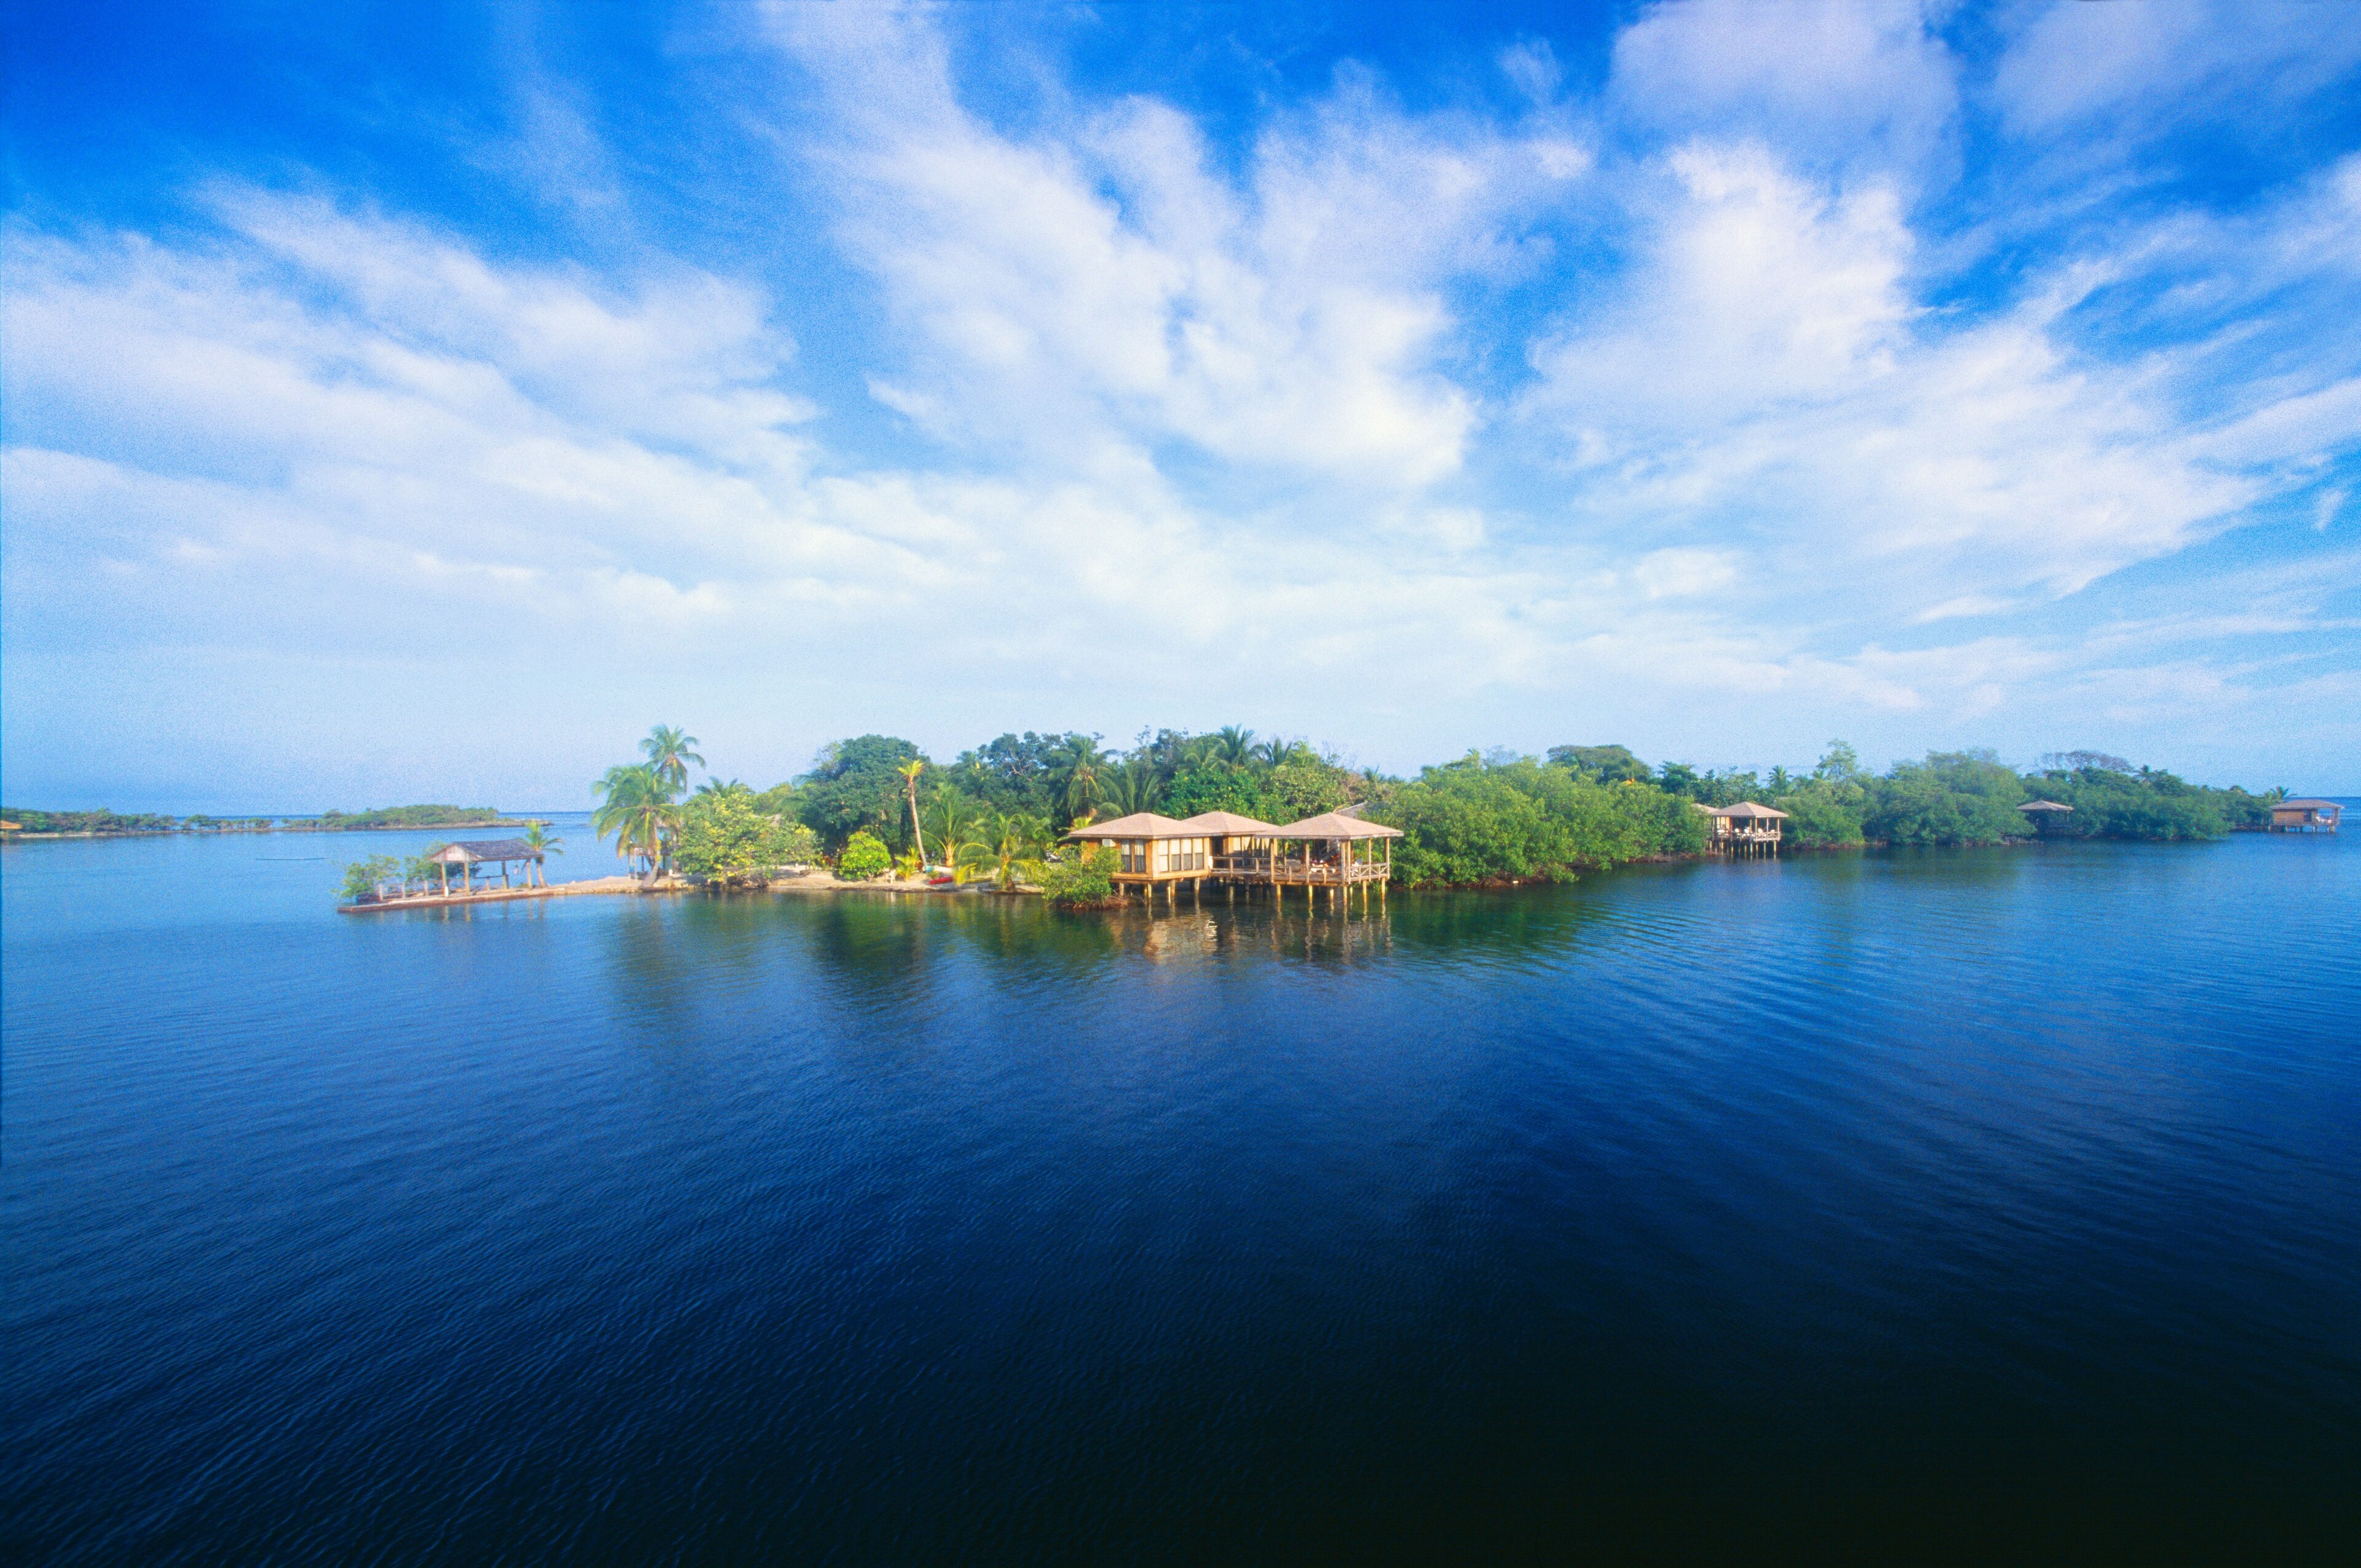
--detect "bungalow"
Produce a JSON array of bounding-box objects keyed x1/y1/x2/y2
[
  {"x1": 2269, "y1": 798, "x2": 2343, "y2": 834},
  {"x1": 1697, "y1": 801, "x2": 1788, "y2": 854}
]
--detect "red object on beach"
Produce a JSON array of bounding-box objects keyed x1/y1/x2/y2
[{"x1": 927, "y1": 874, "x2": 957, "y2": 887}]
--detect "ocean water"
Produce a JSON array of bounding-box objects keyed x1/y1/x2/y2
[{"x1": 5, "y1": 821, "x2": 2357, "y2": 1560}]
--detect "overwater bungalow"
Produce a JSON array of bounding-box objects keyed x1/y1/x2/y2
[
  {"x1": 427, "y1": 837, "x2": 547, "y2": 892},
  {"x1": 2269, "y1": 798, "x2": 2342, "y2": 833},
  {"x1": 1698, "y1": 801, "x2": 1788, "y2": 854},
  {"x1": 1062, "y1": 807, "x2": 1401, "y2": 906},
  {"x1": 1064, "y1": 812, "x2": 1216, "y2": 897}
]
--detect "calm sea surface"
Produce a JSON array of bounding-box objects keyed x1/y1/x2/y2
[{"x1": 6, "y1": 820, "x2": 2357, "y2": 1560}]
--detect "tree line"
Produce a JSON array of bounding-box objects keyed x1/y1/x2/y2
[{"x1": 585, "y1": 726, "x2": 2293, "y2": 893}]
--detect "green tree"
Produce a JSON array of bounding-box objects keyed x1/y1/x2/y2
[
  {"x1": 837, "y1": 828, "x2": 892, "y2": 881},
  {"x1": 520, "y1": 820, "x2": 564, "y2": 887},
  {"x1": 641, "y1": 725, "x2": 705, "y2": 795},
  {"x1": 676, "y1": 790, "x2": 808, "y2": 885},
  {"x1": 593, "y1": 762, "x2": 679, "y2": 881},
  {"x1": 1546, "y1": 744, "x2": 1653, "y2": 784},
  {"x1": 971, "y1": 810, "x2": 1049, "y2": 890},
  {"x1": 797, "y1": 735, "x2": 923, "y2": 849},
  {"x1": 1050, "y1": 734, "x2": 1111, "y2": 823},
  {"x1": 1864, "y1": 751, "x2": 2025, "y2": 845},
  {"x1": 898, "y1": 759, "x2": 930, "y2": 865},
  {"x1": 338, "y1": 854, "x2": 400, "y2": 903}
]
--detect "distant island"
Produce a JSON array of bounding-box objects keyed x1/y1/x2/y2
[{"x1": 1, "y1": 804, "x2": 534, "y2": 839}]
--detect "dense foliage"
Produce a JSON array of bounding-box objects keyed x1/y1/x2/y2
[
  {"x1": 1038, "y1": 844, "x2": 1120, "y2": 908},
  {"x1": 316, "y1": 804, "x2": 506, "y2": 830},
  {"x1": 1369, "y1": 756, "x2": 1707, "y2": 887},
  {"x1": 2, "y1": 807, "x2": 183, "y2": 834},
  {"x1": 674, "y1": 788, "x2": 818, "y2": 886}
]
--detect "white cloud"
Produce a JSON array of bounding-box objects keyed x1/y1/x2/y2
[
  {"x1": 1529, "y1": 140, "x2": 2261, "y2": 610},
  {"x1": 1609, "y1": 0, "x2": 1960, "y2": 183},
  {"x1": 1991, "y1": 0, "x2": 2361, "y2": 138},
  {"x1": 762, "y1": 1, "x2": 1588, "y2": 488}
]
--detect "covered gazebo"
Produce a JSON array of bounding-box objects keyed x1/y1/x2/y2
[
  {"x1": 427, "y1": 837, "x2": 546, "y2": 893},
  {"x1": 2017, "y1": 799, "x2": 2074, "y2": 836},
  {"x1": 1266, "y1": 811, "x2": 1402, "y2": 909}
]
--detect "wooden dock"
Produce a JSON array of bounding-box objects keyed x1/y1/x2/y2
[{"x1": 337, "y1": 876, "x2": 650, "y2": 914}]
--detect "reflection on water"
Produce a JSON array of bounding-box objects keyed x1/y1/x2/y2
[{"x1": 5, "y1": 830, "x2": 2358, "y2": 1560}]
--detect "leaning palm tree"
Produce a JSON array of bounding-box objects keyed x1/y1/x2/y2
[
  {"x1": 593, "y1": 762, "x2": 678, "y2": 882},
  {"x1": 521, "y1": 820, "x2": 565, "y2": 887},
  {"x1": 897, "y1": 759, "x2": 929, "y2": 866},
  {"x1": 640, "y1": 725, "x2": 704, "y2": 796}
]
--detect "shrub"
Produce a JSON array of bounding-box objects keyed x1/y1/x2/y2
[
  {"x1": 1038, "y1": 844, "x2": 1121, "y2": 908},
  {"x1": 338, "y1": 854, "x2": 400, "y2": 902},
  {"x1": 836, "y1": 830, "x2": 892, "y2": 881}
]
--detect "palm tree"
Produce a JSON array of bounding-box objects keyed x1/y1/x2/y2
[
  {"x1": 593, "y1": 763, "x2": 678, "y2": 883},
  {"x1": 1051, "y1": 734, "x2": 1109, "y2": 821},
  {"x1": 1768, "y1": 766, "x2": 1793, "y2": 795},
  {"x1": 521, "y1": 820, "x2": 565, "y2": 887},
  {"x1": 1251, "y1": 737, "x2": 1304, "y2": 771},
  {"x1": 1099, "y1": 758, "x2": 1162, "y2": 817},
  {"x1": 695, "y1": 777, "x2": 751, "y2": 799},
  {"x1": 1209, "y1": 725, "x2": 1256, "y2": 767},
  {"x1": 974, "y1": 810, "x2": 1049, "y2": 890},
  {"x1": 640, "y1": 725, "x2": 704, "y2": 796},
  {"x1": 897, "y1": 759, "x2": 930, "y2": 866}
]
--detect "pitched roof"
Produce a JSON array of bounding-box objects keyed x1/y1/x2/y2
[
  {"x1": 1177, "y1": 810, "x2": 1285, "y2": 836},
  {"x1": 1269, "y1": 811, "x2": 1403, "y2": 839},
  {"x1": 430, "y1": 838, "x2": 543, "y2": 861},
  {"x1": 1706, "y1": 801, "x2": 1789, "y2": 819},
  {"x1": 2277, "y1": 799, "x2": 2342, "y2": 810},
  {"x1": 1063, "y1": 812, "x2": 1199, "y2": 840},
  {"x1": 2016, "y1": 799, "x2": 2074, "y2": 812}
]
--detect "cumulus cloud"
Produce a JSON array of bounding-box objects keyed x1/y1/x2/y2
[{"x1": 4, "y1": 1, "x2": 2357, "y2": 802}]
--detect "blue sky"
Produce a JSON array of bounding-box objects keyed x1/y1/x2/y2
[{"x1": 4, "y1": 1, "x2": 2357, "y2": 811}]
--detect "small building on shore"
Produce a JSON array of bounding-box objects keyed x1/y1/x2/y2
[
  {"x1": 427, "y1": 838, "x2": 547, "y2": 891},
  {"x1": 1698, "y1": 801, "x2": 1788, "y2": 854},
  {"x1": 2269, "y1": 798, "x2": 2343, "y2": 833}
]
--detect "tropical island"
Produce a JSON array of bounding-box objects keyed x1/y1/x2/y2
[{"x1": 509, "y1": 725, "x2": 2296, "y2": 910}]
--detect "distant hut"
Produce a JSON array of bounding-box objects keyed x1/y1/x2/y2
[
  {"x1": 2017, "y1": 799, "x2": 2074, "y2": 836},
  {"x1": 2269, "y1": 798, "x2": 2343, "y2": 834},
  {"x1": 1698, "y1": 801, "x2": 1788, "y2": 855},
  {"x1": 426, "y1": 837, "x2": 546, "y2": 892}
]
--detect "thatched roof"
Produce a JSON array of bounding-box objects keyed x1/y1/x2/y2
[
  {"x1": 429, "y1": 838, "x2": 544, "y2": 863},
  {"x1": 1270, "y1": 811, "x2": 1402, "y2": 840},
  {"x1": 1706, "y1": 801, "x2": 1789, "y2": 819},
  {"x1": 1064, "y1": 812, "x2": 1199, "y2": 841},
  {"x1": 2017, "y1": 799, "x2": 2073, "y2": 813},
  {"x1": 1177, "y1": 810, "x2": 1285, "y2": 836}
]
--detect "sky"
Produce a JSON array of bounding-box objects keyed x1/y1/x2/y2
[{"x1": 3, "y1": 0, "x2": 2358, "y2": 812}]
